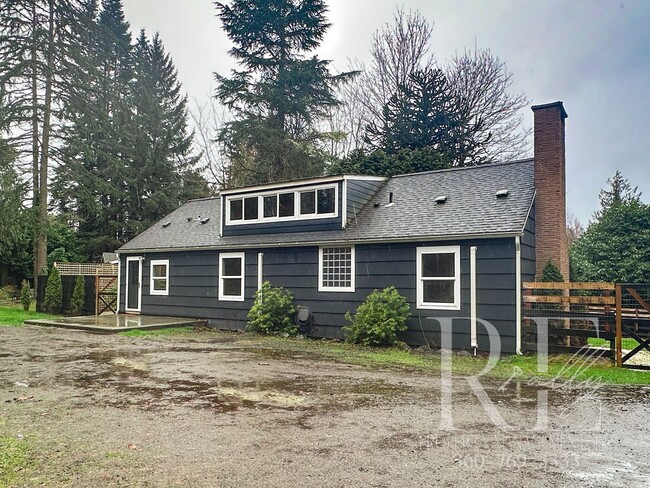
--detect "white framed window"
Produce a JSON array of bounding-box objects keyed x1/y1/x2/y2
[
  {"x1": 225, "y1": 184, "x2": 338, "y2": 225},
  {"x1": 219, "y1": 252, "x2": 245, "y2": 301},
  {"x1": 416, "y1": 246, "x2": 461, "y2": 310},
  {"x1": 319, "y1": 246, "x2": 355, "y2": 292},
  {"x1": 150, "y1": 259, "x2": 169, "y2": 296}
]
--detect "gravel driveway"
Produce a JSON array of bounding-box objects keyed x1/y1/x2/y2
[{"x1": 1, "y1": 326, "x2": 648, "y2": 487}]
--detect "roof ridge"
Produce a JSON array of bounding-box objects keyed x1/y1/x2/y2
[{"x1": 390, "y1": 158, "x2": 534, "y2": 179}]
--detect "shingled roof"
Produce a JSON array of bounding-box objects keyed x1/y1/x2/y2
[{"x1": 118, "y1": 159, "x2": 535, "y2": 252}]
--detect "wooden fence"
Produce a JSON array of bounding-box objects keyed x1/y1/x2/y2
[{"x1": 523, "y1": 282, "x2": 650, "y2": 369}]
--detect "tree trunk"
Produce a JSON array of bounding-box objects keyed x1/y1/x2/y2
[
  {"x1": 31, "y1": 1, "x2": 42, "y2": 284},
  {"x1": 35, "y1": 0, "x2": 55, "y2": 279}
]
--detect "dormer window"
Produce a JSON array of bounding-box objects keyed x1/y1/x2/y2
[
  {"x1": 225, "y1": 184, "x2": 337, "y2": 225},
  {"x1": 279, "y1": 192, "x2": 295, "y2": 217}
]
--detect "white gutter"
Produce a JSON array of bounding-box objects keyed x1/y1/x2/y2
[
  {"x1": 470, "y1": 246, "x2": 478, "y2": 356},
  {"x1": 117, "y1": 231, "x2": 524, "y2": 255},
  {"x1": 515, "y1": 236, "x2": 522, "y2": 355}
]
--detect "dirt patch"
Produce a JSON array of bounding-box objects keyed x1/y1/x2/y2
[{"x1": 1, "y1": 326, "x2": 648, "y2": 487}]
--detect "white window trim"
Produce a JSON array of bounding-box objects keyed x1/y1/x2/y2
[
  {"x1": 416, "y1": 245, "x2": 461, "y2": 310},
  {"x1": 150, "y1": 259, "x2": 169, "y2": 296},
  {"x1": 318, "y1": 246, "x2": 355, "y2": 292},
  {"x1": 225, "y1": 183, "x2": 338, "y2": 225},
  {"x1": 219, "y1": 252, "x2": 245, "y2": 301}
]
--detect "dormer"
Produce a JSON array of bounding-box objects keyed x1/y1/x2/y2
[{"x1": 220, "y1": 175, "x2": 386, "y2": 237}]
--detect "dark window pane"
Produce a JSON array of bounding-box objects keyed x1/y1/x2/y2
[
  {"x1": 222, "y1": 257, "x2": 241, "y2": 277},
  {"x1": 222, "y1": 278, "x2": 242, "y2": 296},
  {"x1": 153, "y1": 279, "x2": 166, "y2": 291},
  {"x1": 423, "y1": 280, "x2": 454, "y2": 303},
  {"x1": 317, "y1": 188, "x2": 335, "y2": 214},
  {"x1": 152, "y1": 264, "x2": 166, "y2": 278},
  {"x1": 263, "y1": 195, "x2": 277, "y2": 218},
  {"x1": 422, "y1": 253, "x2": 455, "y2": 278},
  {"x1": 279, "y1": 193, "x2": 294, "y2": 217},
  {"x1": 300, "y1": 191, "x2": 315, "y2": 214},
  {"x1": 244, "y1": 197, "x2": 258, "y2": 220},
  {"x1": 230, "y1": 199, "x2": 242, "y2": 220}
]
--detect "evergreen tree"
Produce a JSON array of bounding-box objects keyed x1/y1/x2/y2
[
  {"x1": 43, "y1": 265, "x2": 62, "y2": 313},
  {"x1": 70, "y1": 275, "x2": 85, "y2": 315},
  {"x1": 365, "y1": 68, "x2": 463, "y2": 160},
  {"x1": 215, "y1": 0, "x2": 356, "y2": 185},
  {"x1": 128, "y1": 31, "x2": 207, "y2": 236},
  {"x1": 595, "y1": 170, "x2": 641, "y2": 219}
]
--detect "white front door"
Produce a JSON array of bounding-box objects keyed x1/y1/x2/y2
[{"x1": 125, "y1": 257, "x2": 142, "y2": 312}]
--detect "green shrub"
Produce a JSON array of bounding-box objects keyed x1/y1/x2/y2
[
  {"x1": 247, "y1": 281, "x2": 297, "y2": 336},
  {"x1": 20, "y1": 280, "x2": 31, "y2": 311},
  {"x1": 70, "y1": 275, "x2": 85, "y2": 315},
  {"x1": 43, "y1": 266, "x2": 63, "y2": 314},
  {"x1": 344, "y1": 286, "x2": 411, "y2": 347}
]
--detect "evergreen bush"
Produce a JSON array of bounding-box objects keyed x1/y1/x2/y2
[
  {"x1": 344, "y1": 286, "x2": 410, "y2": 347},
  {"x1": 43, "y1": 266, "x2": 63, "y2": 314},
  {"x1": 70, "y1": 275, "x2": 85, "y2": 315},
  {"x1": 247, "y1": 281, "x2": 297, "y2": 336},
  {"x1": 20, "y1": 280, "x2": 31, "y2": 311}
]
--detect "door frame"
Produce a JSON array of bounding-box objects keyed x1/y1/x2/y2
[{"x1": 125, "y1": 256, "x2": 143, "y2": 313}]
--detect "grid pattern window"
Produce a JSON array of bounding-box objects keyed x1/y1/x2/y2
[
  {"x1": 150, "y1": 259, "x2": 169, "y2": 296},
  {"x1": 319, "y1": 246, "x2": 355, "y2": 292},
  {"x1": 219, "y1": 252, "x2": 245, "y2": 301},
  {"x1": 416, "y1": 246, "x2": 461, "y2": 310}
]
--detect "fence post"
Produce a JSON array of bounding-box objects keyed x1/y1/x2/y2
[{"x1": 615, "y1": 283, "x2": 622, "y2": 367}]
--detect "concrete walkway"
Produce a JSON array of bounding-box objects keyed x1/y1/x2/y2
[{"x1": 24, "y1": 314, "x2": 206, "y2": 333}]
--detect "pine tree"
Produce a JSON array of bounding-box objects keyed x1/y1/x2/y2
[{"x1": 215, "y1": 0, "x2": 356, "y2": 185}]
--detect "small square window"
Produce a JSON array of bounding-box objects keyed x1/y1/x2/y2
[
  {"x1": 229, "y1": 199, "x2": 243, "y2": 221},
  {"x1": 244, "y1": 197, "x2": 258, "y2": 220},
  {"x1": 150, "y1": 259, "x2": 169, "y2": 296},
  {"x1": 417, "y1": 246, "x2": 460, "y2": 310},
  {"x1": 263, "y1": 195, "x2": 277, "y2": 218},
  {"x1": 219, "y1": 252, "x2": 245, "y2": 301},
  {"x1": 317, "y1": 188, "x2": 335, "y2": 214},
  {"x1": 300, "y1": 191, "x2": 316, "y2": 215},
  {"x1": 279, "y1": 193, "x2": 294, "y2": 217}
]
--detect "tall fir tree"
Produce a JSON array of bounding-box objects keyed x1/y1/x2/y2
[
  {"x1": 54, "y1": 0, "x2": 209, "y2": 259},
  {"x1": 128, "y1": 31, "x2": 209, "y2": 236},
  {"x1": 215, "y1": 0, "x2": 356, "y2": 186}
]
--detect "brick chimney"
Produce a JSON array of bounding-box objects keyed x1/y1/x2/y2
[{"x1": 532, "y1": 101, "x2": 569, "y2": 281}]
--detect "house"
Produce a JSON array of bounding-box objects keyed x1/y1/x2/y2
[{"x1": 116, "y1": 101, "x2": 569, "y2": 354}]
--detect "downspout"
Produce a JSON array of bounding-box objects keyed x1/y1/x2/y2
[
  {"x1": 470, "y1": 246, "x2": 478, "y2": 356},
  {"x1": 257, "y1": 252, "x2": 264, "y2": 302},
  {"x1": 116, "y1": 253, "x2": 121, "y2": 314},
  {"x1": 515, "y1": 236, "x2": 523, "y2": 355}
]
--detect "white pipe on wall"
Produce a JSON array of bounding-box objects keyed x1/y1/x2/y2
[
  {"x1": 515, "y1": 236, "x2": 522, "y2": 355},
  {"x1": 257, "y1": 252, "x2": 264, "y2": 292},
  {"x1": 470, "y1": 246, "x2": 478, "y2": 356}
]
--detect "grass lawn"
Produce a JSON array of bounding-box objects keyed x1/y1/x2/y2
[
  {"x1": 588, "y1": 336, "x2": 638, "y2": 350},
  {"x1": 241, "y1": 335, "x2": 650, "y2": 386},
  {"x1": 0, "y1": 304, "x2": 60, "y2": 327}
]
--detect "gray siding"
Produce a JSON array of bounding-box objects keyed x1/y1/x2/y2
[
  {"x1": 346, "y1": 179, "x2": 384, "y2": 226},
  {"x1": 120, "y1": 237, "x2": 519, "y2": 353}
]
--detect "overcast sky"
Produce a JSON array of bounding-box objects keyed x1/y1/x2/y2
[{"x1": 122, "y1": 0, "x2": 650, "y2": 224}]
